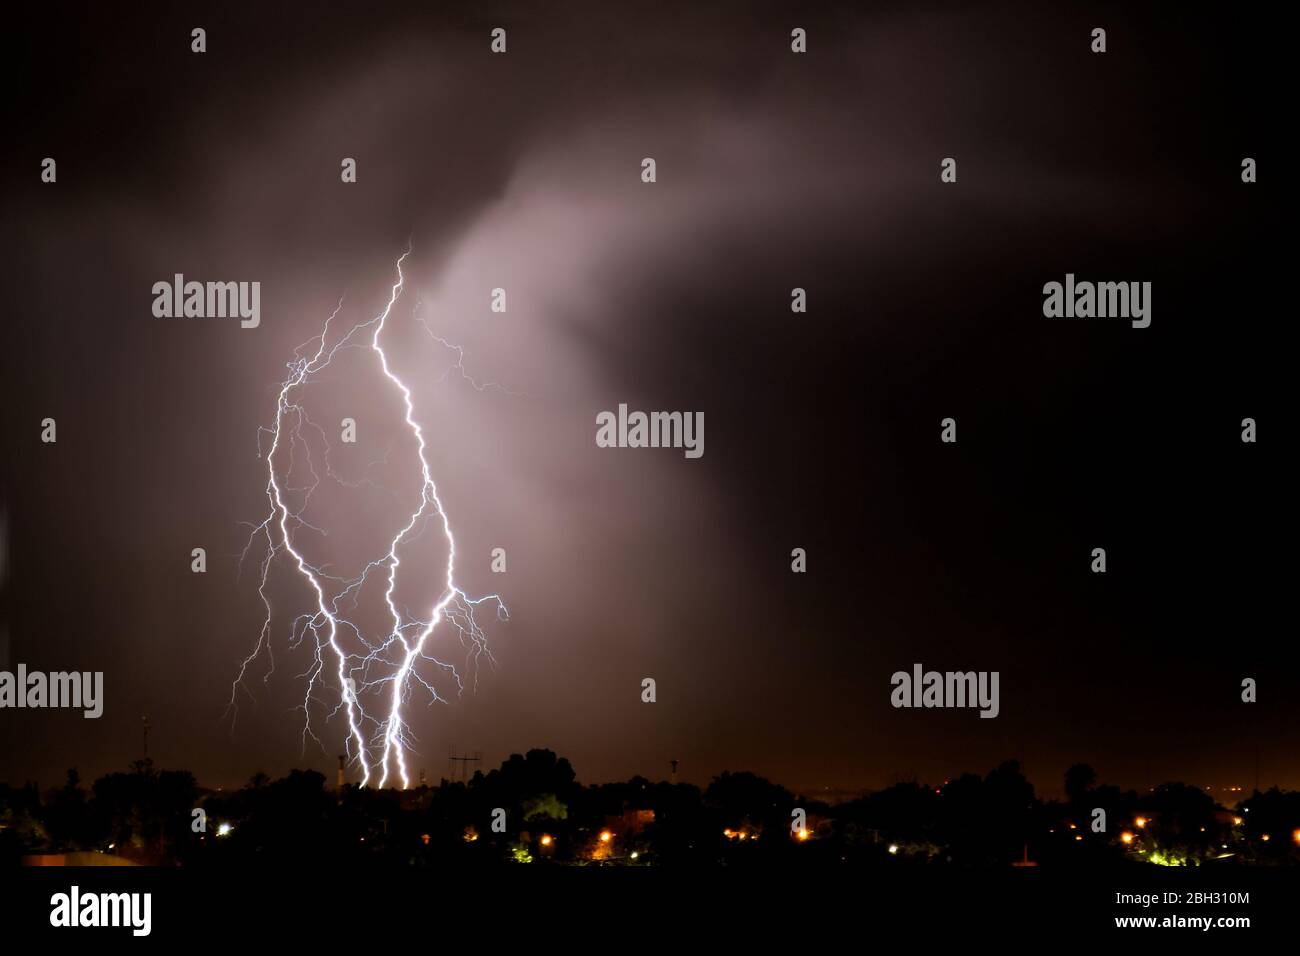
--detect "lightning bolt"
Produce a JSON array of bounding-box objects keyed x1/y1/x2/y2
[{"x1": 230, "y1": 249, "x2": 507, "y2": 788}]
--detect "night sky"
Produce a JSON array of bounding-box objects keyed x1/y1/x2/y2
[{"x1": 2, "y1": 1, "x2": 1291, "y2": 796}]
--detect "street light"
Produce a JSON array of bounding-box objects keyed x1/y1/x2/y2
[
  {"x1": 599, "y1": 830, "x2": 613, "y2": 843},
  {"x1": 1120, "y1": 831, "x2": 1134, "y2": 845}
]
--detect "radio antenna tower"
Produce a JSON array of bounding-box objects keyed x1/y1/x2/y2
[{"x1": 448, "y1": 746, "x2": 482, "y2": 783}]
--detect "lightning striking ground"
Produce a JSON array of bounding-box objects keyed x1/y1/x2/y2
[{"x1": 230, "y1": 251, "x2": 507, "y2": 788}]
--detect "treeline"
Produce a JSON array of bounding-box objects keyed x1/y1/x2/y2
[{"x1": 2, "y1": 752, "x2": 1297, "y2": 867}]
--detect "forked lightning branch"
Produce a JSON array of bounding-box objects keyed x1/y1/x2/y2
[{"x1": 230, "y1": 251, "x2": 506, "y2": 789}]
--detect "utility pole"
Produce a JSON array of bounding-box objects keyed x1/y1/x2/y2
[{"x1": 141, "y1": 715, "x2": 151, "y2": 759}]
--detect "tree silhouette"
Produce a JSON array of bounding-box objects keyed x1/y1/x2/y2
[{"x1": 1064, "y1": 763, "x2": 1098, "y2": 806}]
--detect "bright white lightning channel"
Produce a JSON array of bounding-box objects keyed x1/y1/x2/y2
[{"x1": 231, "y1": 250, "x2": 507, "y2": 789}]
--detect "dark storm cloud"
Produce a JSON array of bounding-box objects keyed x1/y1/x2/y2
[{"x1": 2, "y1": 2, "x2": 1290, "y2": 793}]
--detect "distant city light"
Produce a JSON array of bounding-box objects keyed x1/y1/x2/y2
[
  {"x1": 1135, "y1": 817, "x2": 1147, "y2": 829},
  {"x1": 796, "y1": 829, "x2": 810, "y2": 841},
  {"x1": 540, "y1": 834, "x2": 553, "y2": 846},
  {"x1": 630, "y1": 851, "x2": 639, "y2": 860},
  {"x1": 888, "y1": 844, "x2": 899, "y2": 855},
  {"x1": 599, "y1": 830, "x2": 613, "y2": 843},
  {"x1": 1120, "y1": 831, "x2": 1134, "y2": 845},
  {"x1": 216, "y1": 822, "x2": 234, "y2": 837}
]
